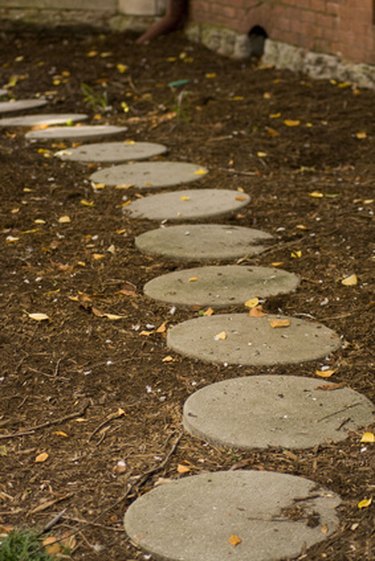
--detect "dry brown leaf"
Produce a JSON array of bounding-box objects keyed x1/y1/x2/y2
[
  {"x1": 269, "y1": 319, "x2": 291, "y2": 329},
  {"x1": 316, "y1": 382, "x2": 345, "y2": 391},
  {"x1": 235, "y1": 195, "x2": 248, "y2": 201},
  {"x1": 203, "y1": 307, "x2": 214, "y2": 316},
  {"x1": 249, "y1": 305, "x2": 266, "y2": 317}
]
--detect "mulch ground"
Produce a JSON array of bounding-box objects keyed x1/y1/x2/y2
[{"x1": 0, "y1": 26, "x2": 374, "y2": 561}]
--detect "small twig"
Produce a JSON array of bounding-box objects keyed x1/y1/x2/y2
[
  {"x1": 218, "y1": 167, "x2": 258, "y2": 177},
  {"x1": 41, "y1": 509, "x2": 67, "y2": 534},
  {"x1": 317, "y1": 402, "x2": 362, "y2": 423},
  {"x1": 53, "y1": 357, "x2": 64, "y2": 377},
  {"x1": 62, "y1": 516, "x2": 124, "y2": 532},
  {"x1": 0, "y1": 401, "x2": 90, "y2": 440},
  {"x1": 88, "y1": 409, "x2": 126, "y2": 442}
]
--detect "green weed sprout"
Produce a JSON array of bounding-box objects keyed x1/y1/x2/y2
[{"x1": 0, "y1": 529, "x2": 56, "y2": 561}]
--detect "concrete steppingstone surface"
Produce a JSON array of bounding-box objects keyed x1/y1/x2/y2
[
  {"x1": 0, "y1": 113, "x2": 87, "y2": 127},
  {"x1": 90, "y1": 161, "x2": 208, "y2": 188},
  {"x1": 144, "y1": 265, "x2": 299, "y2": 307},
  {"x1": 135, "y1": 224, "x2": 273, "y2": 262},
  {"x1": 0, "y1": 98, "x2": 47, "y2": 114},
  {"x1": 183, "y1": 375, "x2": 375, "y2": 449},
  {"x1": 126, "y1": 189, "x2": 250, "y2": 221},
  {"x1": 167, "y1": 314, "x2": 341, "y2": 365},
  {"x1": 55, "y1": 141, "x2": 167, "y2": 163},
  {"x1": 25, "y1": 125, "x2": 127, "y2": 141},
  {"x1": 124, "y1": 470, "x2": 341, "y2": 561}
]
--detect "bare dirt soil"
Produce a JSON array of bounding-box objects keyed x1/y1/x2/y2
[{"x1": 0, "y1": 27, "x2": 374, "y2": 561}]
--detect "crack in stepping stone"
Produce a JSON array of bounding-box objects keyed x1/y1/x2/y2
[
  {"x1": 126, "y1": 189, "x2": 250, "y2": 221},
  {"x1": 135, "y1": 224, "x2": 273, "y2": 262},
  {"x1": 144, "y1": 265, "x2": 300, "y2": 307},
  {"x1": 90, "y1": 161, "x2": 208, "y2": 188},
  {"x1": 124, "y1": 470, "x2": 341, "y2": 561},
  {"x1": 167, "y1": 314, "x2": 341, "y2": 365},
  {"x1": 183, "y1": 375, "x2": 375, "y2": 449},
  {"x1": 25, "y1": 125, "x2": 127, "y2": 141},
  {"x1": 55, "y1": 141, "x2": 168, "y2": 163},
  {"x1": 0, "y1": 99, "x2": 47, "y2": 113},
  {"x1": 0, "y1": 114, "x2": 88, "y2": 127}
]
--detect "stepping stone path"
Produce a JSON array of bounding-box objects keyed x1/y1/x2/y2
[
  {"x1": 183, "y1": 375, "x2": 375, "y2": 449},
  {"x1": 90, "y1": 161, "x2": 208, "y2": 188},
  {"x1": 144, "y1": 265, "x2": 299, "y2": 307},
  {"x1": 124, "y1": 470, "x2": 341, "y2": 561},
  {"x1": 0, "y1": 113, "x2": 87, "y2": 127},
  {"x1": 126, "y1": 188, "x2": 250, "y2": 221},
  {"x1": 135, "y1": 224, "x2": 273, "y2": 261},
  {"x1": 0, "y1": 98, "x2": 47, "y2": 113},
  {"x1": 167, "y1": 313, "x2": 341, "y2": 366},
  {"x1": 12, "y1": 88, "x2": 373, "y2": 561},
  {"x1": 55, "y1": 141, "x2": 167, "y2": 163},
  {"x1": 25, "y1": 125, "x2": 127, "y2": 141}
]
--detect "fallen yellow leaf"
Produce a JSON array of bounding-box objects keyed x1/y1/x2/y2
[
  {"x1": 162, "y1": 355, "x2": 175, "y2": 363},
  {"x1": 156, "y1": 321, "x2": 168, "y2": 333},
  {"x1": 234, "y1": 195, "x2": 248, "y2": 201},
  {"x1": 205, "y1": 73, "x2": 217, "y2": 79},
  {"x1": 177, "y1": 464, "x2": 191, "y2": 474},
  {"x1": 358, "y1": 497, "x2": 372, "y2": 509},
  {"x1": 53, "y1": 431, "x2": 69, "y2": 438},
  {"x1": 80, "y1": 199, "x2": 95, "y2": 207},
  {"x1": 245, "y1": 298, "x2": 259, "y2": 309},
  {"x1": 269, "y1": 319, "x2": 291, "y2": 329},
  {"x1": 180, "y1": 196, "x2": 191, "y2": 201},
  {"x1": 315, "y1": 369, "x2": 336, "y2": 378},
  {"x1": 58, "y1": 215, "x2": 71, "y2": 224},
  {"x1": 116, "y1": 63, "x2": 128, "y2": 73},
  {"x1": 228, "y1": 534, "x2": 242, "y2": 547},
  {"x1": 309, "y1": 191, "x2": 324, "y2": 198},
  {"x1": 283, "y1": 119, "x2": 300, "y2": 127},
  {"x1": 291, "y1": 250, "x2": 302, "y2": 259},
  {"x1": 360, "y1": 432, "x2": 375, "y2": 443},
  {"x1": 35, "y1": 452, "x2": 49, "y2": 463},
  {"x1": 355, "y1": 131, "x2": 367, "y2": 139},
  {"x1": 27, "y1": 312, "x2": 49, "y2": 322},
  {"x1": 271, "y1": 261, "x2": 284, "y2": 267},
  {"x1": 257, "y1": 151, "x2": 267, "y2": 158},
  {"x1": 203, "y1": 307, "x2": 214, "y2": 316},
  {"x1": 188, "y1": 276, "x2": 199, "y2": 282},
  {"x1": 194, "y1": 168, "x2": 208, "y2": 176},
  {"x1": 341, "y1": 274, "x2": 358, "y2": 286},
  {"x1": 214, "y1": 331, "x2": 227, "y2": 341}
]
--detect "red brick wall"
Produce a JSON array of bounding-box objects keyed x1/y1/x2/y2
[{"x1": 190, "y1": 0, "x2": 375, "y2": 65}]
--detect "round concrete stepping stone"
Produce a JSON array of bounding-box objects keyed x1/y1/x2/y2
[
  {"x1": 90, "y1": 161, "x2": 208, "y2": 188},
  {"x1": 55, "y1": 141, "x2": 167, "y2": 163},
  {"x1": 0, "y1": 89, "x2": 7, "y2": 97},
  {"x1": 126, "y1": 189, "x2": 250, "y2": 221},
  {"x1": 25, "y1": 125, "x2": 127, "y2": 142},
  {"x1": 0, "y1": 113, "x2": 87, "y2": 127},
  {"x1": 135, "y1": 224, "x2": 273, "y2": 262},
  {"x1": 144, "y1": 265, "x2": 299, "y2": 307},
  {"x1": 124, "y1": 470, "x2": 341, "y2": 561},
  {"x1": 167, "y1": 314, "x2": 341, "y2": 365},
  {"x1": 0, "y1": 98, "x2": 47, "y2": 114},
  {"x1": 183, "y1": 375, "x2": 375, "y2": 449}
]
